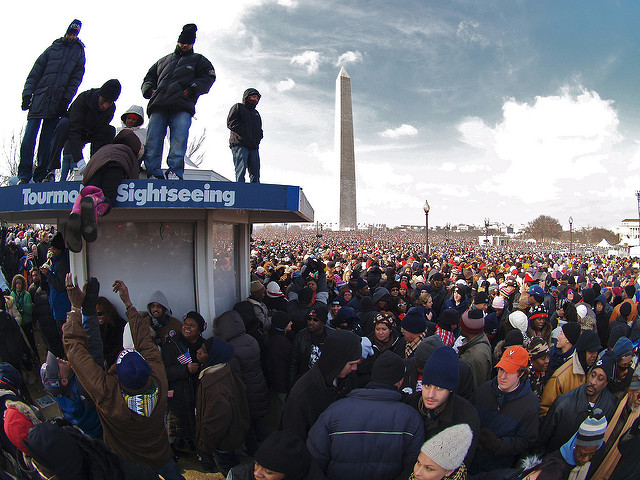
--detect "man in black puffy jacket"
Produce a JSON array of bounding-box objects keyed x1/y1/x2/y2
[
  {"x1": 18, "y1": 19, "x2": 85, "y2": 184},
  {"x1": 141, "y1": 24, "x2": 216, "y2": 180},
  {"x1": 227, "y1": 88, "x2": 263, "y2": 182}
]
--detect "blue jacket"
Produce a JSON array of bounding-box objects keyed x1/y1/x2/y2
[
  {"x1": 307, "y1": 383, "x2": 424, "y2": 480},
  {"x1": 472, "y1": 378, "x2": 539, "y2": 473},
  {"x1": 22, "y1": 37, "x2": 85, "y2": 119},
  {"x1": 47, "y1": 253, "x2": 71, "y2": 322}
]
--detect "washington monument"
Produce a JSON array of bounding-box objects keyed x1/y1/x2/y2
[{"x1": 336, "y1": 67, "x2": 357, "y2": 230}]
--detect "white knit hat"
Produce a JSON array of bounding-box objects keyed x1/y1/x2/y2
[
  {"x1": 576, "y1": 304, "x2": 588, "y2": 319},
  {"x1": 420, "y1": 424, "x2": 473, "y2": 471},
  {"x1": 508, "y1": 311, "x2": 528, "y2": 334}
]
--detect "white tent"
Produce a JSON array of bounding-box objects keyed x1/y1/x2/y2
[{"x1": 597, "y1": 238, "x2": 611, "y2": 248}]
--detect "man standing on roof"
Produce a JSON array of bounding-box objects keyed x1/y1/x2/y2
[
  {"x1": 141, "y1": 24, "x2": 216, "y2": 180},
  {"x1": 227, "y1": 88, "x2": 263, "y2": 183},
  {"x1": 18, "y1": 20, "x2": 85, "y2": 184}
]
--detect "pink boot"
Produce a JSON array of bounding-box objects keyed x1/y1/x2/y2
[{"x1": 79, "y1": 186, "x2": 107, "y2": 243}]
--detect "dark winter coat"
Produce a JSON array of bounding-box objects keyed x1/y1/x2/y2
[
  {"x1": 282, "y1": 331, "x2": 361, "y2": 441},
  {"x1": 548, "y1": 343, "x2": 575, "y2": 376},
  {"x1": 161, "y1": 331, "x2": 202, "y2": 442},
  {"x1": 307, "y1": 383, "x2": 425, "y2": 480},
  {"x1": 66, "y1": 88, "x2": 116, "y2": 162},
  {"x1": 288, "y1": 325, "x2": 335, "y2": 389},
  {"x1": 458, "y1": 332, "x2": 492, "y2": 390},
  {"x1": 537, "y1": 383, "x2": 617, "y2": 454},
  {"x1": 228, "y1": 88, "x2": 263, "y2": 150},
  {"x1": 22, "y1": 37, "x2": 85, "y2": 119},
  {"x1": 100, "y1": 315, "x2": 126, "y2": 369},
  {"x1": 267, "y1": 330, "x2": 292, "y2": 393},
  {"x1": 229, "y1": 461, "x2": 326, "y2": 480},
  {"x1": 0, "y1": 310, "x2": 27, "y2": 371},
  {"x1": 141, "y1": 46, "x2": 216, "y2": 116},
  {"x1": 595, "y1": 294, "x2": 614, "y2": 346},
  {"x1": 195, "y1": 363, "x2": 250, "y2": 453},
  {"x1": 29, "y1": 282, "x2": 63, "y2": 358},
  {"x1": 404, "y1": 390, "x2": 481, "y2": 467},
  {"x1": 215, "y1": 310, "x2": 270, "y2": 419},
  {"x1": 472, "y1": 378, "x2": 540, "y2": 473}
]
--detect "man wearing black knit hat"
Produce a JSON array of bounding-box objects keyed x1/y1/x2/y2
[
  {"x1": 228, "y1": 87, "x2": 263, "y2": 182},
  {"x1": 18, "y1": 19, "x2": 85, "y2": 184},
  {"x1": 43, "y1": 79, "x2": 121, "y2": 182},
  {"x1": 142, "y1": 24, "x2": 216, "y2": 180}
]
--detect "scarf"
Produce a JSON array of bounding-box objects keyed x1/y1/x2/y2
[
  {"x1": 122, "y1": 382, "x2": 158, "y2": 417},
  {"x1": 373, "y1": 333, "x2": 397, "y2": 354},
  {"x1": 405, "y1": 333, "x2": 425, "y2": 358},
  {"x1": 436, "y1": 325, "x2": 455, "y2": 346},
  {"x1": 590, "y1": 394, "x2": 640, "y2": 480}
]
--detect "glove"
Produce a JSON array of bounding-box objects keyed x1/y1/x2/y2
[
  {"x1": 479, "y1": 428, "x2": 501, "y2": 453},
  {"x1": 57, "y1": 99, "x2": 69, "y2": 117},
  {"x1": 21, "y1": 96, "x2": 31, "y2": 111},
  {"x1": 186, "y1": 85, "x2": 198, "y2": 98},
  {"x1": 82, "y1": 277, "x2": 100, "y2": 316}
]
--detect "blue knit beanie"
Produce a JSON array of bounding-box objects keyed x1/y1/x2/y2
[
  {"x1": 612, "y1": 336, "x2": 634, "y2": 361},
  {"x1": 422, "y1": 346, "x2": 459, "y2": 391},
  {"x1": 401, "y1": 308, "x2": 427, "y2": 334},
  {"x1": 116, "y1": 349, "x2": 152, "y2": 393}
]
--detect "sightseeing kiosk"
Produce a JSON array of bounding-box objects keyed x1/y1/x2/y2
[{"x1": 0, "y1": 171, "x2": 313, "y2": 327}]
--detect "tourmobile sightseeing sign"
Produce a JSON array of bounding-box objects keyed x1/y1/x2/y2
[{"x1": 2, "y1": 180, "x2": 311, "y2": 216}]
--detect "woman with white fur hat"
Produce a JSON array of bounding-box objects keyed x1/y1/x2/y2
[{"x1": 409, "y1": 423, "x2": 473, "y2": 480}]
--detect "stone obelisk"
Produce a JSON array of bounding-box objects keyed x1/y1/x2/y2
[{"x1": 336, "y1": 67, "x2": 357, "y2": 230}]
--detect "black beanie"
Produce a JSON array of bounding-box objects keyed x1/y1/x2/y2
[
  {"x1": 624, "y1": 285, "x2": 636, "y2": 299},
  {"x1": 254, "y1": 431, "x2": 311, "y2": 478},
  {"x1": 98, "y1": 79, "x2": 121, "y2": 102},
  {"x1": 504, "y1": 329, "x2": 524, "y2": 348},
  {"x1": 562, "y1": 322, "x2": 581, "y2": 346},
  {"x1": 620, "y1": 301, "x2": 632, "y2": 317},
  {"x1": 50, "y1": 232, "x2": 65, "y2": 251},
  {"x1": 371, "y1": 351, "x2": 405, "y2": 386},
  {"x1": 183, "y1": 311, "x2": 205, "y2": 333},
  {"x1": 178, "y1": 23, "x2": 197, "y2": 44},
  {"x1": 575, "y1": 329, "x2": 601, "y2": 353},
  {"x1": 581, "y1": 288, "x2": 595, "y2": 306},
  {"x1": 66, "y1": 19, "x2": 81, "y2": 37},
  {"x1": 272, "y1": 311, "x2": 291, "y2": 331},
  {"x1": 608, "y1": 324, "x2": 630, "y2": 349}
]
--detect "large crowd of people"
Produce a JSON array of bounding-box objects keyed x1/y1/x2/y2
[{"x1": 0, "y1": 223, "x2": 639, "y2": 480}]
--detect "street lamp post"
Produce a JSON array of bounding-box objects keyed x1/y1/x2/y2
[
  {"x1": 569, "y1": 216, "x2": 573, "y2": 255},
  {"x1": 423, "y1": 200, "x2": 430, "y2": 256},
  {"x1": 484, "y1": 218, "x2": 490, "y2": 246}
]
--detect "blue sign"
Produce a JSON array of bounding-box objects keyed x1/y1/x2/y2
[{"x1": 0, "y1": 180, "x2": 306, "y2": 214}]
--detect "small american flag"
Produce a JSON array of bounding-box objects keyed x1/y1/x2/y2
[{"x1": 177, "y1": 350, "x2": 192, "y2": 365}]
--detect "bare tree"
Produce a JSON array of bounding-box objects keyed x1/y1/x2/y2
[
  {"x1": 523, "y1": 215, "x2": 562, "y2": 243},
  {"x1": 185, "y1": 128, "x2": 206, "y2": 168},
  {"x1": 0, "y1": 128, "x2": 23, "y2": 185}
]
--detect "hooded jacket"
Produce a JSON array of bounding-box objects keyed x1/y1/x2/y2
[
  {"x1": 289, "y1": 323, "x2": 335, "y2": 389},
  {"x1": 214, "y1": 310, "x2": 270, "y2": 419},
  {"x1": 227, "y1": 88, "x2": 263, "y2": 150},
  {"x1": 22, "y1": 36, "x2": 85, "y2": 119},
  {"x1": 82, "y1": 129, "x2": 142, "y2": 185},
  {"x1": 458, "y1": 332, "x2": 492, "y2": 390},
  {"x1": 141, "y1": 46, "x2": 215, "y2": 116},
  {"x1": 282, "y1": 330, "x2": 362, "y2": 441},
  {"x1": 141, "y1": 291, "x2": 182, "y2": 346},
  {"x1": 540, "y1": 353, "x2": 587, "y2": 416},
  {"x1": 594, "y1": 294, "x2": 614, "y2": 345},
  {"x1": 195, "y1": 362, "x2": 250, "y2": 453}
]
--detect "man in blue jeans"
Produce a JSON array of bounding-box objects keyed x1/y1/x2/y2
[
  {"x1": 18, "y1": 19, "x2": 85, "y2": 184},
  {"x1": 141, "y1": 24, "x2": 216, "y2": 180},
  {"x1": 227, "y1": 88, "x2": 263, "y2": 183}
]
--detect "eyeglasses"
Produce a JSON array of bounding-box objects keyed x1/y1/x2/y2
[
  {"x1": 390, "y1": 288, "x2": 399, "y2": 292},
  {"x1": 618, "y1": 363, "x2": 632, "y2": 371},
  {"x1": 96, "y1": 311, "x2": 104, "y2": 316}
]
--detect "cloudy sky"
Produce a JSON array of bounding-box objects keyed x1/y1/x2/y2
[{"x1": 3, "y1": 1, "x2": 640, "y2": 230}]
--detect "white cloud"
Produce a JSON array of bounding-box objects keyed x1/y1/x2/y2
[
  {"x1": 457, "y1": 85, "x2": 622, "y2": 203},
  {"x1": 440, "y1": 162, "x2": 456, "y2": 172},
  {"x1": 379, "y1": 124, "x2": 418, "y2": 139},
  {"x1": 276, "y1": 78, "x2": 295, "y2": 92},
  {"x1": 277, "y1": 0, "x2": 298, "y2": 7},
  {"x1": 336, "y1": 51, "x2": 363, "y2": 66},
  {"x1": 291, "y1": 51, "x2": 321, "y2": 73},
  {"x1": 456, "y1": 20, "x2": 489, "y2": 46}
]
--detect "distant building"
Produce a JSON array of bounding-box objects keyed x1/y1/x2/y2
[{"x1": 616, "y1": 219, "x2": 640, "y2": 245}]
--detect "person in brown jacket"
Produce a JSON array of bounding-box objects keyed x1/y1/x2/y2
[
  {"x1": 62, "y1": 276, "x2": 185, "y2": 480},
  {"x1": 609, "y1": 285, "x2": 638, "y2": 325},
  {"x1": 195, "y1": 336, "x2": 250, "y2": 476},
  {"x1": 66, "y1": 129, "x2": 144, "y2": 252}
]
